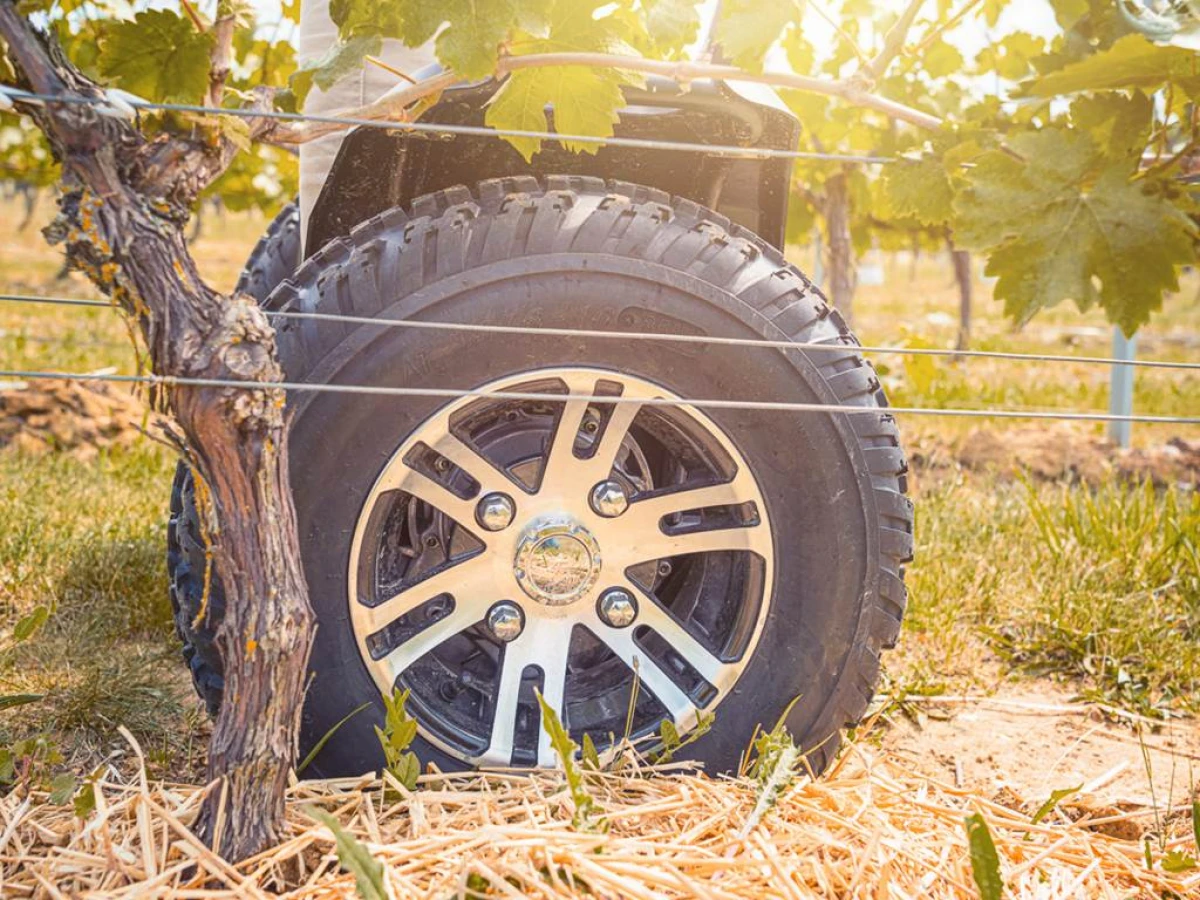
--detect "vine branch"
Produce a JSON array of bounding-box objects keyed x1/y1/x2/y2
[{"x1": 272, "y1": 50, "x2": 943, "y2": 147}]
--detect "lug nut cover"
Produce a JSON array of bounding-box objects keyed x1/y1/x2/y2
[
  {"x1": 476, "y1": 492, "x2": 516, "y2": 531},
  {"x1": 598, "y1": 588, "x2": 638, "y2": 628},
  {"x1": 486, "y1": 602, "x2": 524, "y2": 642},
  {"x1": 590, "y1": 480, "x2": 629, "y2": 518}
]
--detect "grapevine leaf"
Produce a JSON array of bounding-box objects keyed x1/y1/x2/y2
[
  {"x1": 953, "y1": 129, "x2": 1196, "y2": 335},
  {"x1": 923, "y1": 39, "x2": 964, "y2": 79},
  {"x1": 330, "y1": 0, "x2": 405, "y2": 38},
  {"x1": 1024, "y1": 33, "x2": 1200, "y2": 97},
  {"x1": 642, "y1": 0, "x2": 701, "y2": 53},
  {"x1": 882, "y1": 154, "x2": 954, "y2": 227},
  {"x1": 307, "y1": 807, "x2": 388, "y2": 900},
  {"x1": 435, "y1": 0, "x2": 517, "y2": 81},
  {"x1": 486, "y1": 64, "x2": 625, "y2": 161},
  {"x1": 289, "y1": 34, "x2": 383, "y2": 108},
  {"x1": 1070, "y1": 91, "x2": 1153, "y2": 164},
  {"x1": 714, "y1": 0, "x2": 801, "y2": 71},
  {"x1": 97, "y1": 9, "x2": 215, "y2": 104},
  {"x1": 965, "y1": 813, "x2": 1004, "y2": 900}
]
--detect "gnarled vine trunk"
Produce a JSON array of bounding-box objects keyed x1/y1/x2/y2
[{"x1": 0, "y1": 5, "x2": 314, "y2": 861}]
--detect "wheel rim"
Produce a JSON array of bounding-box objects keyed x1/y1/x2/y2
[{"x1": 348, "y1": 368, "x2": 775, "y2": 767}]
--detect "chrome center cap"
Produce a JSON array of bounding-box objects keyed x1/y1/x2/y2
[{"x1": 514, "y1": 515, "x2": 602, "y2": 606}]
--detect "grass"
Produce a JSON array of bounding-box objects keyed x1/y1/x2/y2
[
  {"x1": 0, "y1": 194, "x2": 1198, "y2": 779},
  {"x1": 900, "y1": 477, "x2": 1200, "y2": 718},
  {"x1": 0, "y1": 447, "x2": 207, "y2": 778}
]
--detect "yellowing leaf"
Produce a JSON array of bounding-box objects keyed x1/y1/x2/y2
[
  {"x1": 1025, "y1": 33, "x2": 1200, "y2": 97},
  {"x1": 486, "y1": 65, "x2": 625, "y2": 161},
  {"x1": 714, "y1": 0, "x2": 801, "y2": 71},
  {"x1": 97, "y1": 9, "x2": 215, "y2": 104}
]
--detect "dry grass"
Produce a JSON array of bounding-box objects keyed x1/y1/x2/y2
[{"x1": 1, "y1": 729, "x2": 1196, "y2": 900}]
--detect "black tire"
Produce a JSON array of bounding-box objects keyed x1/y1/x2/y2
[
  {"x1": 167, "y1": 201, "x2": 300, "y2": 716},
  {"x1": 169, "y1": 178, "x2": 911, "y2": 776}
]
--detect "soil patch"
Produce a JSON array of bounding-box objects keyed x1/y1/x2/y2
[
  {"x1": 0, "y1": 378, "x2": 160, "y2": 457},
  {"x1": 909, "y1": 424, "x2": 1200, "y2": 489},
  {"x1": 883, "y1": 681, "x2": 1200, "y2": 842}
]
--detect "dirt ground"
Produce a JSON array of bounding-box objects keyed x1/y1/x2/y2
[{"x1": 882, "y1": 679, "x2": 1200, "y2": 840}]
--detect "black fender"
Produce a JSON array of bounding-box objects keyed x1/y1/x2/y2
[{"x1": 305, "y1": 77, "x2": 801, "y2": 256}]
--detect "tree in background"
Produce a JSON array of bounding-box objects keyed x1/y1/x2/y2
[{"x1": 1, "y1": 0, "x2": 1195, "y2": 861}]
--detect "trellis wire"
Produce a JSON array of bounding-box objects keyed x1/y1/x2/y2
[
  {"x1": 0, "y1": 86, "x2": 896, "y2": 165},
  {"x1": 4, "y1": 368, "x2": 1199, "y2": 425},
  {"x1": 4, "y1": 294, "x2": 1200, "y2": 373}
]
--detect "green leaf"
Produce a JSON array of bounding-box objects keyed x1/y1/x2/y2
[
  {"x1": 1162, "y1": 849, "x2": 1198, "y2": 872},
  {"x1": 48, "y1": 773, "x2": 77, "y2": 806},
  {"x1": 1030, "y1": 784, "x2": 1082, "y2": 824},
  {"x1": 97, "y1": 9, "x2": 215, "y2": 104},
  {"x1": 289, "y1": 33, "x2": 383, "y2": 109},
  {"x1": 714, "y1": 0, "x2": 801, "y2": 71},
  {"x1": 1025, "y1": 33, "x2": 1200, "y2": 97},
  {"x1": 953, "y1": 128, "x2": 1196, "y2": 335},
  {"x1": 0, "y1": 694, "x2": 43, "y2": 711},
  {"x1": 308, "y1": 807, "x2": 388, "y2": 900},
  {"x1": 535, "y1": 689, "x2": 604, "y2": 830},
  {"x1": 1192, "y1": 799, "x2": 1200, "y2": 856},
  {"x1": 392, "y1": 751, "x2": 421, "y2": 790},
  {"x1": 580, "y1": 733, "x2": 600, "y2": 771},
  {"x1": 882, "y1": 155, "x2": 954, "y2": 227},
  {"x1": 964, "y1": 813, "x2": 1004, "y2": 900},
  {"x1": 1069, "y1": 91, "x2": 1153, "y2": 165},
  {"x1": 0, "y1": 749, "x2": 14, "y2": 783},
  {"x1": 330, "y1": 0, "x2": 405, "y2": 39},
  {"x1": 74, "y1": 780, "x2": 96, "y2": 818},
  {"x1": 13, "y1": 606, "x2": 49, "y2": 642}
]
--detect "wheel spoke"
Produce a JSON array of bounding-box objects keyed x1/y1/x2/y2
[
  {"x1": 622, "y1": 520, "x2": 766, "y2": 564},
  {"x1": 594, "y1": 625, "x2": 698, "y2": 729},
  {"x1": 376, "y1": 466, "x2": 477, "y2": 529},
  {"x1": 535, "y1": 623, "x2": 573, "y2": 767},
  {"x1": 623, "y1": 582, "x2": 725, "y2": 686},
  {"x1": 478, "y1": 632, "x2": 536, "y2": 766},
  {"x1": 539, "y1": 397, "x2": 590, "y2": 493},
  {"x1": 433, "y1": 432, "x2": 520, "y2": 498},
  {"x1": 377, "y1": 603, "x2": 482, "y2": 683},
  {"x1": 362, "y1": 554, "x2": 493, "y2": 633}
]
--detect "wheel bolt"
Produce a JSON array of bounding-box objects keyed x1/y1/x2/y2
[
  {"x1": 476, "y1": 492, "x2": 515, "y2": 531},
  {"x1": 486, "y1": 601, "x2": 524, "y2": 642},
  {"x1": 598, "y1": 588, "x2": 637, "y2": 628},
  {"x1": 590, "y1": 480, "x2": 629, "y2": 518}
]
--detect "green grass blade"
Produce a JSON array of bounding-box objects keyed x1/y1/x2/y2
[
  {"x1": 0, "y1": 693, "x2": 43, "y2": 711},
  {"x1": 964, "y1": 813, "x2": 1003, "y2": 900},
  {"x1": 1030, "y1": 784, "x2": 1082, "y2": 825},
  {"x1": 298, "y1": 702, "x2": 370, "y2": 775}
]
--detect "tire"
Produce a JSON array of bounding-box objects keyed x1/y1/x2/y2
[
  {"x1": 167, "y1": 201, "x2": 300, "y2": 716},
  {"x1": 168, "y1": 177, "x2": 911, "y2": 776}
]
